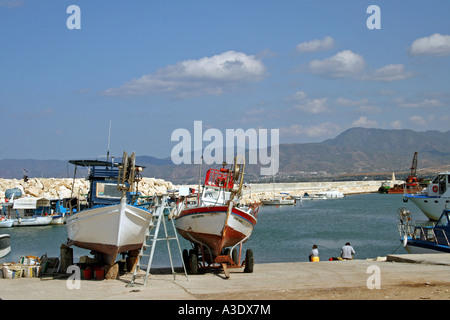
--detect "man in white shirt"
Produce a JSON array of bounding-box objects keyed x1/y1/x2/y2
[{"x1": 341, "y1": 242, "x2": 355, "y2": 260}]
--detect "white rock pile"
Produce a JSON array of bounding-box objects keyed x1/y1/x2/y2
[{"x1": 0, "y1": 177, "x2": 175, "y2": 200}]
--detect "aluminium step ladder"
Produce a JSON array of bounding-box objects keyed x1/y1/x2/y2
[{"x1": 127, "y1": 195, "x2": 188, "y2": 286}]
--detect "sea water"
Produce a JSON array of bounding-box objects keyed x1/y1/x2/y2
[{"x1": 0, "y1": 193, "x2": 422, "y2": 267}]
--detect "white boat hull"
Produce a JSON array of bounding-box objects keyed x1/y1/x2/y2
[
  {"x1": 261, "y1": 199, "x2": 295, "y2": 205},
  {"x1": 301, "y1": 196, "x2": 327, "y2": 200},
  {"x1": 317, "y1": 191, "x2": 344, "y2": 198},
  {"x1": 403, "y1": 241, "x2": 450, "y2": 254},
  {"x1": 51, "y1": 215, "x2": 65, "y2": 225},
  {"x1": 0, "y1": 246, "x2": 10, "y2": 258},
  {"x1": 0, "y1": 234, "x2": 11, "y2": 258},
  {"x1": 66, "y1": 198, "x2": 152, "y2": 265},
  {"x1": 13, "y1": 216, "x2": 53, "y2": 227},
  {"x1": 0, "y1": 219, "x2": 14, "y2": 228},
  {"x1": 407, "y1": 196, "x2": 448, "y2": 221}
]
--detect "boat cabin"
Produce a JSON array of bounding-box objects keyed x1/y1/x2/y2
[
  {"x1": 200, "y1": 168, "x2": 235, "y2": 206},
  {"x1": 69, "y1": 159, "x2": 143, "y2": 209},
  {"x1": 2, "y1": 197, "x2": 51, "y2": 219},
  {"x1": 424, "y1": 172, "x2": 450, "y2": 196},
  {"x1": 49, "y1": 197, "x2": 82, "y2": 215},
  {"x1": 70, "y1": 160, "x2": 121, "y2": 208},
  {"x1": 204, "y1": 167, "x2": 235, "y2": 189},
  {"x1": 411, "y1": 209, "x2": 450, "y2": 248}
]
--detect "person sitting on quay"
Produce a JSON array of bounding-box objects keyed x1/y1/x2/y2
[
  {"x1": 309, "y1": 244, "x2": 319, "y2": 262},
  {"x1": 341, "y1": 242, "x2": 355, "y2": 260}
]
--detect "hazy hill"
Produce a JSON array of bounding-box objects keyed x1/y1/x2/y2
[{"x1": 1, "y1": 128, "x2": 449, "y2": 183}]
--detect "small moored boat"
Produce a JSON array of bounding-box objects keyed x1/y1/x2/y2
[
  {"x1": 261, "y1": 195, "x2": 295, "y2": 205},
  {"x1": 315, "y1": 189, "x2": 345, "y2": 199},
  {"x1": 298, "y1": 192, "x2": 327, "y2": 200},
  {"x1": 0, "y1": 217, "x2": 13, "y2": 228},
  {"x1": 398, "y1": 207, "x2": 450, "y2": 254},
  {"x1": 403, "y1": 172, "x2": 450, "y2": 221},
  {"x1": 0, "y1": 234, "x2": 11, "y2": 258},
  {"x1": 2, "y1": 197, "x2": 53, "y2": 227}
]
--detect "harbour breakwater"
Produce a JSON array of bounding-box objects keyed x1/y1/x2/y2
[
  {"x1": 183, "y1": 180, "x2": 403, "y2": 205},
  {"x1": 0, "y1": 177, "x2": 175, "y2": 200},
  {"x1": 0, "y1": 177, "x2": 401, "y2": 204}
]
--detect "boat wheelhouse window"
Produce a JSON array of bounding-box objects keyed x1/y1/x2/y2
[
  {"x1": 204, "y1": 189, "x2": 219, "y2": 199},
  {"x1": 432, "y1": 175, "x2": 439, "y2": 184},
  {"x1": 432, "y1": 174, "x2": 447, "y2": 194},
  {"x1": 96, "y1": 182, "x2": 122, "y2": 199}
]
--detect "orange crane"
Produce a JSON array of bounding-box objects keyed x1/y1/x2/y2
[{"x1": 406, "y1": 152, "x2": 418, "y2": 186}]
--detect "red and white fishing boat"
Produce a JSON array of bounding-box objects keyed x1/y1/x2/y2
[{"x1": 174, "y1": 157, "x2": 259, "y2": 277}]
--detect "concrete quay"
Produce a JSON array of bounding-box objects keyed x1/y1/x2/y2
[{"x1": 1, "y1": 253, "x2": 450, "y2": 300}]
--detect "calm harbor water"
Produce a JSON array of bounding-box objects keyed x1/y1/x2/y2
[{"x1": 0, "y1": 193, "x2": 421, "y2": 267}]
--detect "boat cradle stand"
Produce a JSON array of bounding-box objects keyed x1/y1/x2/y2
[{"x1": 188, "y1": 242, "x2": 254, "y2": 279}]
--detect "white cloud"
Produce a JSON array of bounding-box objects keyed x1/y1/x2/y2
[
  {"x1": 408, "y1": 115, "x2": 435, "y2": 127},
  {"x1": 368, "y1": 64, "x2": 414, "y2": 82},
  {"x1": 280, "y1": 122, "x2": 341, "y2": 139},
  {"x1": 409, "y1": 115, "x2": 428, "y2": 126},
  {"x1": 295, "y1": 98, "x2": 329, "y2": 114},
  {"x1": 288, "y1": 91, "x2": 329, "y2": 114},
  {"x1": 292, "y1": 91, "x2": 307, "y2": 101},
  {"x1": 377, "y1": 89, "x2": 397, "y2": 96},
  {"x1": 390, "y1": 120, "x2": 402, "y2": 129},
  {"x1": 103, "y1": 51, "x2": 266, "y2": 97},
  {"x1": 305, "y1": 50, "x2": 413, "y2": 82},
  {"x1": 296, "y1": 36, "x2": 335, "y2": 53},
  {"x1": 357, "y1": 105, "x2": 381, "y2": 114},
  {"x1": 336, "y1": 97, "x2": 369, "y2": 107},
  {"x1": 398, "y1": 98, "x2": 443, "y2": 108},
  {"x1": 409, "y1": 33, "x2": 450, "y2": 57},
  {"x1": 336, "y1": 97, "x2": 380, "y2": 113},
  {"x1": 308, "y1": 50, "x2": 365, "y2": 78},
  {"x1": 352, "y1": 116, "x2": 377, "y2": 128}
]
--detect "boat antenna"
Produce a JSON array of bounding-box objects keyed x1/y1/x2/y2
[
  {"x1": 198, "y1": 155, "x2": 203, "y2": 203},
  {"x1": 107, "y1": 120, "x2": 112, "y2": 165}
]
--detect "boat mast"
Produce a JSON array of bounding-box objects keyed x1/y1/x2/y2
[
  {"x1": 106, "y1": 120, "x2": 112, "y2": 166},
  {"x1": 198, "y1": 155, "x2": 202, "y2": 204}
]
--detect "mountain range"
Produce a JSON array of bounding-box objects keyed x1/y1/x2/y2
[{"x1": 1, "y1": 127, "x2": 449, "y2": 183}]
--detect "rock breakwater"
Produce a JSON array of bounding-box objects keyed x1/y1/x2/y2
[{"x1": 0, "y1": 177, "x2": 175, "y2": 200}]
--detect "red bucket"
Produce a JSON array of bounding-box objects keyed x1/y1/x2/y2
[
  {"x1": 82, "y1": 268, "x2": 92, "y2": 280},
  {"x1": 94, "y1": 267, "x2": 104, "y2": 280}
]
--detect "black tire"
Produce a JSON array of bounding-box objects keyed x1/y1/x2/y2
[
  {"x1": 244, "y1": 249, "x2": 254, "y2": 273},
  {"x1": 231, "y1": 248, "x2": 238, "y2": 265},
  {"x1": 182, "y1": 249, "x2": 190, "y2": 272},
  {"x1": 189, "y1": 251, "x2": 198, "y2": 275}
]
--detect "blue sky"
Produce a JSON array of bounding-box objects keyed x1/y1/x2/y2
[{"x1": 1, "y1": 0, "x2": 449, "y2": 160}]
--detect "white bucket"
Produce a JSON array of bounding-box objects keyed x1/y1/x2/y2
[
  {"x1": 3, "y1": 265, "x2": 23, "y2": 279},
  {"x1": 19, "y1": 256, "x2": 39, "y2": 266},
  {"x1": 23, "y1": 265, "x2": 41, "y2": 278}
]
